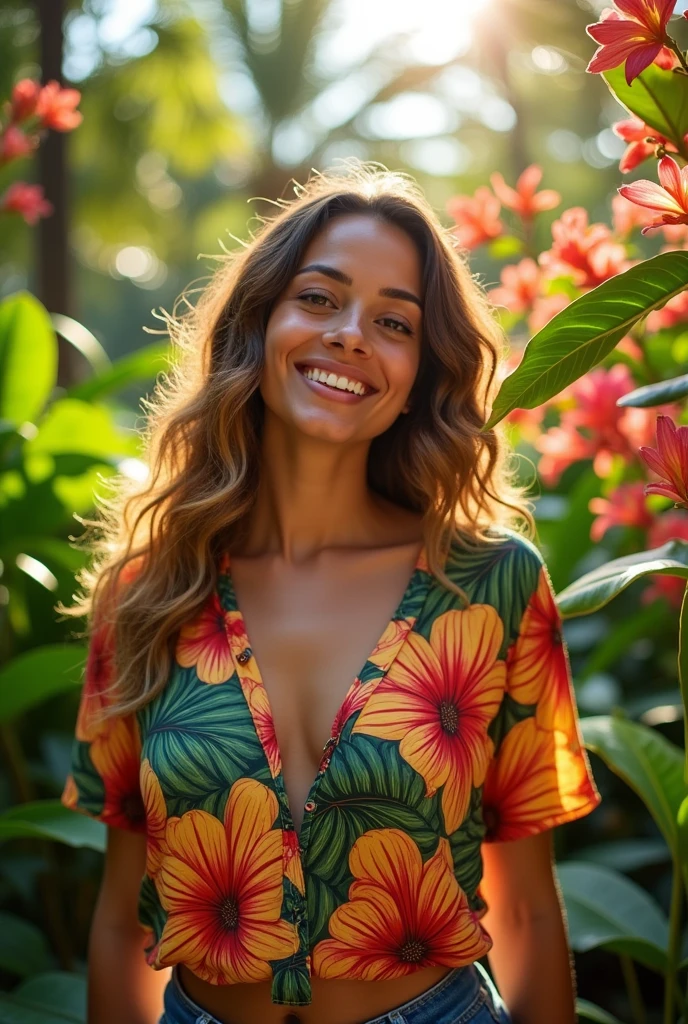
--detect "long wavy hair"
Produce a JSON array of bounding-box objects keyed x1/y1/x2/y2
[{"x1": 57, "y1": 161, "x2": 536, "y2": 719}]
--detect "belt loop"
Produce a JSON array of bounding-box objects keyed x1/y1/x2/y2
[
  {"x1": 388, "y1": 1013, "x2": 407, "y2": 1024},
  {"x1": 195, "y1": 1015, "x2": 213, "y2": 1024}
]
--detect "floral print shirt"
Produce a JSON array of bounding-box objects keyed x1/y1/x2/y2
[{"x1": 61, "y1": 528, "x2": 602, "y2": 1006}]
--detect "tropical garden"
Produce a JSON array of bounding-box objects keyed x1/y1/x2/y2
[{"x1": 0, "y1": 0, "x2": 688, "y2": 1021}]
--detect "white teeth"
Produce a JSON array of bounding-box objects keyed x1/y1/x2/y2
[{"x1": 302, "y1": 366, "x2": 369, "y2": 395}]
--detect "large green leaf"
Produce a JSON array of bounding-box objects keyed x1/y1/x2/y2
[
  {"x1": 0, "y1": 646, "x2": 86, "y2": 723},
  {"x1": 0, "y1": 801, "x2": 105, "y2": 851},
  {"x1": 603, "y1": 63, "x2": 688, "y2": 150},
  {"x1": 574, "y1": 837, "x2": 669, "y2": 872},
  {"x1": 576, "y1": 998, "x2": 625, "y2": 1024},
  {"x1": 50, "y1": 314, "x2": 110, "y2": 377},
  {"x1": 581, "y1": 716, "x2": 685, "y2": 860},
  {"x1": 617, "y1": 372, "x2": 688, "y2": 408},
  {"x1": 0, "y1": 913, "x2": 54, "y2": 977},
  {"x1": 0, "y1": 293, "x2": 57, "y2": 427},
  {"x1": 0, "y1": 971, "x2": 86, "y2": 1023},
  {"x1": 482, "y1": 252, "x2": 688, "y2": 430},
  {"x1": 556, "y1": 540, "x2": 688, "y2": 618},
  {"x1": 65, "y1": 341, "x2": 170, "y2": 402},
  {"x1": 557, "y1": 861, "x2": 668, "y2": 972},
  {"x1": 25, "y1": 398, "x2": 140, "y2": 459}
]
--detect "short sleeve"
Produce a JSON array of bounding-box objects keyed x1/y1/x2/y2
[
  {"x1": 61, "y1": 615, "x2": 145, "y2": 833},
  {"x1": 481, "y1": 545, "x2": 602, "y2": 843}
]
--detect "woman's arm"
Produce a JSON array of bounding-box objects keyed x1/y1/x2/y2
[
  {"x1": 480, "y1": 830, "x2": 577, "y2": 1024},
  {"x1": 88, "y1": 826, "x2": 171, "y2": 1024}
]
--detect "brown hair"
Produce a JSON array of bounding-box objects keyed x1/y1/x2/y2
[{"x1": 57, "y1": 160, "x2": 535, "y2": 718}]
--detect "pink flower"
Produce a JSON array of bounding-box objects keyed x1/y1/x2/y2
[
  {"x1": 618, "y1": 155, "x2": 688, "y2": 234},
  {"x1": 654, "y1": 44, "x2": 680, "y2": 69},
  {"x1": 638, "y1": 414, "x2": 688, "y2": 506},
  {"x1": 0, "y1": 125, "x2": 38, "y2": 165},
  {"x1": 527, "y1": 293, "x2": 571, "y2": 335},
  {"x1": 611, "y1": 193, "x2": 660, "y2": 237},
  {"x1": 35, "y1": 81, "x2": 82, "y2": 131},
  {"x1": 586, "y1": 1, "x2": 676, "y2": 86},
  {"x1": 489, "y1": 258, "x2": 542, "y2": 314},
  {"x1": 0, "y1": 182, "x2": 53, "y2": 224},
  {"x1": 489, "y1": 165, "x2": 560, "y2": 221},
  {"x1": 536, "y1": 426, "x2": 596, "y2": 486},
  {"x1": 646, "y1": 289, "x2": 688, "y2": 331},
  {"x1": 539, "y1": 208, "x2": 630, "y2": 288},
  {"x1": 446, "y1": 187, "x2": 503, "y2": 250},
  {"x1": 641, "y1": 510, "x2": 688, "y2": 608},
  {"x1": 9, "y1": 79, "x2": 41, "y2": 122},
  {"x1": 612, "y1": 117, "x2": 677, "y2": 173},
  {"x1": 589, "y1": 481, "x2": 654, "y2": 541}
]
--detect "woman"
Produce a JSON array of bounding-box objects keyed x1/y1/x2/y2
[{"x1": 60, "y1": 162, "x2": 602, "y2": 1024}]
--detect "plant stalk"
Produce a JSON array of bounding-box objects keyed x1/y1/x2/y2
[
  {"x1": 664, "y1": 854, "x2": 685, "y2": 1024},
  {"x1": 620, "y1": 954, "x2": 647, "y2": 1024}
]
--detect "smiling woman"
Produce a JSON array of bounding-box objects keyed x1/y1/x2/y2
[{"x1": 57, "y1": 161, "x2": 600, "y2": 1024}]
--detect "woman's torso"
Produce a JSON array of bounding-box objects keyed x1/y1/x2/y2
[{"x1": 180, "y1": 523, "x2": 454, "y2": 1023}]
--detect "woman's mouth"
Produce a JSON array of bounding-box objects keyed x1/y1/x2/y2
[{"x1": 295, "y1": 364, "x2": 376, "y2": 403}]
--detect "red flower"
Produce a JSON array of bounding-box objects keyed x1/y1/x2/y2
[
  {"x1": 638, "y1": 414, "x2": 688, "y2": 506},
  {"x1": 0, "y1": 125, "x2": 39, "y2": 166},
  {"x1": 9, "y1": 79, "x2": 41, "y2": 122},
  {"x1": 35, "y1": 81, "x2": 82, "y2": 131},
  {"x1": 642, "y1": 510, "x2": 688, "y2": 608},
  {"x1": 539, "y1": 208, "x2": 629, "y2": 288},
  {"x1": 619, "y1": 155, "x2": 688, "y2": 234},
  {"x1": 489, "y1": 165, "x2": 560, "y2": 221},
  {"x1": 612, "y1": 117, "x2": 677, "y2": 173},
  {"x1": 489, "y1": 258, "x2": 542, "y2": 314},
  {"x1": 588, "y1": 482, "x2": 654, "y2": 541},
  {"x1": 586, "y1": 0, "x2": 676, "y2": 85},
  {"x1": 0, "y1": 182, "x2": 53, "y2": 225},
  {"x1": 446, "y1": 187, "x2": 503, "y2": 250}
]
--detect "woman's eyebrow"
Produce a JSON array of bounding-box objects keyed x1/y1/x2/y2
[{"x1": 294, "y1": 262, "x2": 423, "y2": 311}]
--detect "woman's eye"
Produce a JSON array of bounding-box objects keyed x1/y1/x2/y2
[
  {"x1": 379, "y1": 317, "x2": 412, "y2": 335},
  {"x1": 300, "y1": 292, "x2": 333, "y2": 307}
]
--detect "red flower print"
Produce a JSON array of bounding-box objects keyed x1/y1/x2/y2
[
  {"x1": 506, "y1": 567, "x2": 576, "y2": 735},
  {"x1": 176, "y1": 593, "x2": 236, "y2": 684},
  {"x1": 352, "y1": 607, "x2": 505, "y2": 834},
  {"x1": 482, "y1": 718, "x2": 601, "y2": 842},
  {"x1": 154, "y1": 778, "x2": 299, "y2": 984},
  {"x1": 313, "y1": 829, "x2": 491, "y2": 979}
]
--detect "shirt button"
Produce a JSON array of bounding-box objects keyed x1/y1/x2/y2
[
  {"x1": 236, "y1": 648, "x2": 252, "y2": 665},
  {"x1": 304, "y1": 799, "x2": 316, "y2": 812}
]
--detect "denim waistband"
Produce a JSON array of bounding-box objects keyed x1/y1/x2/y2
[{"x1": 162, "y1": 962, "x2": 504, "y2": 1024}]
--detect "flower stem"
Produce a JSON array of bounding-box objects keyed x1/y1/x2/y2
[
  {"x1": 668, "y1": 39, "x2": 688, "y2": 76},
  {"x1": 663, "y1": 854, "x2": 684, "y2": 1024}
]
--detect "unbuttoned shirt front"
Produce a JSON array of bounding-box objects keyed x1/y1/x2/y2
[{"x1": 62, "y1": 527, "x2": 602, "y2": 1006}]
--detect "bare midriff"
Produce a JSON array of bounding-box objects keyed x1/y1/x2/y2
[
  {"x1": 178, "y1": 526, "x2": 457, "y2": 1024},
  {"x1": 178, "y1": 964, "x2": 455, "y2": 1024}
]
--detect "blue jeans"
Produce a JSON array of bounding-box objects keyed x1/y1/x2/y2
[{"x1": 159, "y1": 963, "x2": 512, "y2": 1024}]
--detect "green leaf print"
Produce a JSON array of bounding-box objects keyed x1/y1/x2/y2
[
  {"x1": 69, "y1": 741, "x2": 106, "y2": 818},
  {"x1": 307, "y1": 734, "x2": 441, "y2": 885},
  {"x1": 450, "y1": 786, "x2": 488, "y2": 911},
  {"x1": 418, "y1": 532, "x2": 540, "y2": 655},
  {"x1": 138, "y1": 663, "x2": 269, "y2": 819},
  {"x1": 306, "y1": 873, "x2": 342, "y2": 948}
]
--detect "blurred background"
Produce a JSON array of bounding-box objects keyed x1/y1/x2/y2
[
  {"x1": 1, "y1": 0, "x2": 660, "y2": 363},
  {"x1": 2, "y1": 3, "x2": 688, "y2": 1023}
]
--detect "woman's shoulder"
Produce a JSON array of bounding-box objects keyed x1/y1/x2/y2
[{"x1": 441, "y1": 525, "x2": 546, "y2": 608}]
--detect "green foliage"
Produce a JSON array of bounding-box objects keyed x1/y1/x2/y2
[
  {"x1": 558, "y1": 861, "x2": 670, "y2": 972},
  {"x1": 0, "y1": 972, "x2": 86, "y2": 1024},
  {"x1": 603, "y1": 63, "x2": 688, "y2": 152},
  {"x1": 483, "y1": 252, "x2": 688, "y2": 429},
  {"x1": 617, "y1": 372, "x2": 688, "y2": 408}
]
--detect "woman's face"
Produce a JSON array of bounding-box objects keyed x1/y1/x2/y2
[{"x1": 261, "y1": 213, "x2": 423, "y2": 445}]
